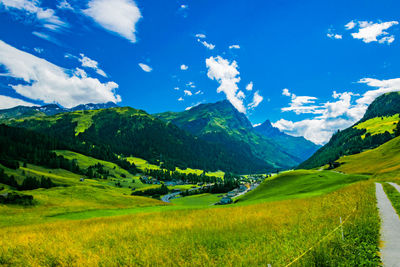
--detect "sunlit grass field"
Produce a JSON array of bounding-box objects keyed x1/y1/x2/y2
[
  {"x1": 354, "y1": 114, "x2": 399, "y2": 139},
  {"x1": 171, "y1": 193, "x2": 221, "y2": 206},
  {"x1": 0, "y1": 181, "x2": 380, "y2": 266},
  {"x1": 336, "y1": 136, "x2": 400, "y2": 179},
  {"x1": 127, "y1": 156, "x2": 225, "y2": 178},
  {"x1": 237, "y1": 170, "x2": 369, "y2": 203}
]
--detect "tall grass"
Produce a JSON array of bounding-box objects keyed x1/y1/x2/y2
[{"x1": 0, "y1": 182, "x2": 380, "y2": 266}]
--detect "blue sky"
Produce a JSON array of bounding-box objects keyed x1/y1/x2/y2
[{"x1": 0, "y1": 0, "x2": 400, "y2": 144}]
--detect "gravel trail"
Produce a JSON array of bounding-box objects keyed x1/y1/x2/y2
[{"x1": 375, "y1": 183, "x2": 400, "y2": 267}]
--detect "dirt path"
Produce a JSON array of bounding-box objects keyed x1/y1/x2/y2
[{"x1": 375, "y1": 183, "x2": 400, "y2": 266}]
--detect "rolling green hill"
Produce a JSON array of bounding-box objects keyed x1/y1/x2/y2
[
  {"x1": 334, "y1": 135, "x2": 400, "y2": 178},
  {"x1": 156, "y1": 100, "x2": 302, "y2": 170},
  {"x1": 4, "y1": 107, "x2": 269, "y2": 173},
  {"x1": 299, "y1": 92, "x2": 400, "y2": 169},
  {"x1": 237, "y1": 170, "x2": 368, "y2": 203}
]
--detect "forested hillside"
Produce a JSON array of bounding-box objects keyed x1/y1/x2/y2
[{"x1": 5, "y1": 107, "x2": 271, "y2": 173}]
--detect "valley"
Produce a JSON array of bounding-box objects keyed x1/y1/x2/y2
[{"x1": 1, "y1": 92, "x2": 400, "y2": 266}]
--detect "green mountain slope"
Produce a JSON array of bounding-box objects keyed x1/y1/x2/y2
[
  {"x1": 299, "y1": 92, "x2": 400, "y2": 169},
  {"x1": 334, "y1": 135, "x2": 400, "y2": 177},
  {"x1": 5, "y1": 107, "x2": 269, "y2": 173},
  {"x1": 156, "y1": 100, "x2": 302, "y2": 170},
  {"x1": 237, "y1": 170, "x2": 368, "y2": 203},
  {"x1": 254, "y1": 120, "x2": 320, "y2": 161}
]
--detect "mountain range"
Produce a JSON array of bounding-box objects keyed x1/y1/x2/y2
[
  {"x1": 0, "y1": 102, "x2": 118, "y2": 121},
  {"x1": 0, "y1": 99, "x2": 319, "y2": 174}
]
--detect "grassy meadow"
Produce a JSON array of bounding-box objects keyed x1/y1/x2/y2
[
  {"x1": 354, "y1": 114, "x2": 399, "y2": 139},
  {"x1": 0, "y1": 181, "x2": 380, "y2": 266},
  {"x1": 336, "y1": 135, "x2": 400, "y2": 179},
  {"x1": 237, "y1": 170, "x2": 369, "y2": 203},
  {"x1": 127, "y1": 156, "x2": 225, "y2": 178}
]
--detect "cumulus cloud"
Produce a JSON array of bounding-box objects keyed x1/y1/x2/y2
[
  {"x1": 180, "y1": 64, "x2": 188, "y2": 70},
  {"x1": 282, "y1": 88, "x2": 291, "y2": 96},
  {"x1": 178, "y1": 97, "x2": 183, "y2": 101},
  {"x1": 198, "y1": 39, "x2": 215, "y2": 50},
  {"x1": 0, "y1": 95, "x2": 37, "y2": 109},
  {"x1": 248, "y1": 91, "x2": 263, "y2": 109},
  {"x1": 79, "y1": 53, "x2": 107, "y2": 77},
  {"x1": 346, "y1": 20, "x2": 398, "y2": 44},
  {"x1": 0, "y1": 39, "x2": 121, "y2": 108},
  {"x1": 281, "y1": 90, "x2": 320, "y2": 114},
  {"x1": 195, "y1": 33, "x2": 206, "y2": 39},
  {"x1": 229, "y1": 44, "x2": 240, "y2": 49},
  {"x1": 345, "y1": 20, "x2": 356, "y2": 30},
  {"x1": 57, "y1": 0, "x2": 73, "y2": 10},
  {"x1": 184, "y1": 89, "x2": 192, "y2": 96},
  {"x1": 1, "y1": 0, "x2": 68, "y2": 31},
  {"x1": 83, "y1": 0, "x2": 142, "y2": 43},
  {"x1": 206, "y1": 56, "x2": 246, "y2": 113},
  {"x1": 246, "y1": 82, "x2": 253, "y2": 91},
  {"x1": 327, "y1": 33, "x2": 342, "y2": 39},
  {"x1": 274, "y1": 78, "x2": 400, "y2": 144},
  {"x1": 138, "y1": 63, "x2": 152, "y2": 72},
  {"x1": 195, "y1": 90, "x2": 203, "y2": 95},
  {"x1": 174, "y1": 87, "x2": 180, "y2": 90}
]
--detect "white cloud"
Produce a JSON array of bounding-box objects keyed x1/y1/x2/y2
[
  {"x1": 79, "y1": 53, "x2": 107, "y2": 77},
  {"x1": 327, "y1": 33, "x2": 342, "y2": 39},
  {"x1": 282, "y1": 88, "x2": 291, "y2": 96},
  {"x1": 282, "y1": 95, "x2": 320, "y2": 115},
  {"x1": 345, "y1": 20, "x2": 356, "y2": 30},
  {"x1": 178, "y1": 97, "x2": 183, "y2": 101},
  {"x1": 32, "y1": 31, "x2": 60, "y2": 45},
  {"x1": 138, "y1": 63, "x2": 152, "y2": 72},
  {"x1": 184, "y1": 89, "x2": 192, "y2": 96},
  {"x1": 347, "y1": 20, "x2": 398, "y2": 44},
  {"x1": 229, "y1": 44, "x2": 240, "y2": 49},
  {"x1": 0, "y1": 39, "x2": 121, "y2": 108},
  {"x1": 57, "y1": 0, "x2": 73, "y2": 10},
  {"x1": 357, "y1": 77, "x2": 400, "y2": 105},
  {"x1": 274, "y1": 78, "x2": 400, "y2": 144},
  {"x1": 33, "y1": 47, "x2": 43, "y2": 54},
  {"x1": 185, "y1": 102, "x2": 202, "y2": 111},
  {"x1": 248, "y1": 91, "x2": 263, "y2": 109},
  {"x1": 180, "y1": 64, "x2": 188, "y2": 70},
  {"x1": 174, "y1": 87, "x2": 180, "y2": 90},
  {"x1": 206, "y1": 56, "x2": 246, "y2": 113},
  {"x1": 83, "y1": 0, "x2": 142, "y2": 43},
  {"x1": 180, "y1": 4, "x2": 188, "y2": 9},
  {"x1": 198, "y1": 39, "x2": 215, "y2": 50},
  {"x1": 246, "y1": 82, "x2": 253, "y2": 91},
  {"x1": 195, "y1": 90, "x2": 203, "y2": 95},
  {"x1": 1, "y1": 0, "x2": 67, "y2": 31},
  {"x1": 253, "y1": 123, "x2": 262, "y2": 127},
  {"x1": 186, "y1": 81, "x2": 195, "y2": 88},
  {"x1": 0, "y1": 95, "x2": 37, "y2": 109},
  {"x1": 195, "y1": 33, "x2": 206, "y2": 39}
]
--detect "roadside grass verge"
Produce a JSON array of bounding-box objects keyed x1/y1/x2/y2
[
  {"x1": 382, "y1": 182, "x2": 400, "y2": 218},
  {"x1": 0, "y1": 182, "x2": 380, "y2": 266}
]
